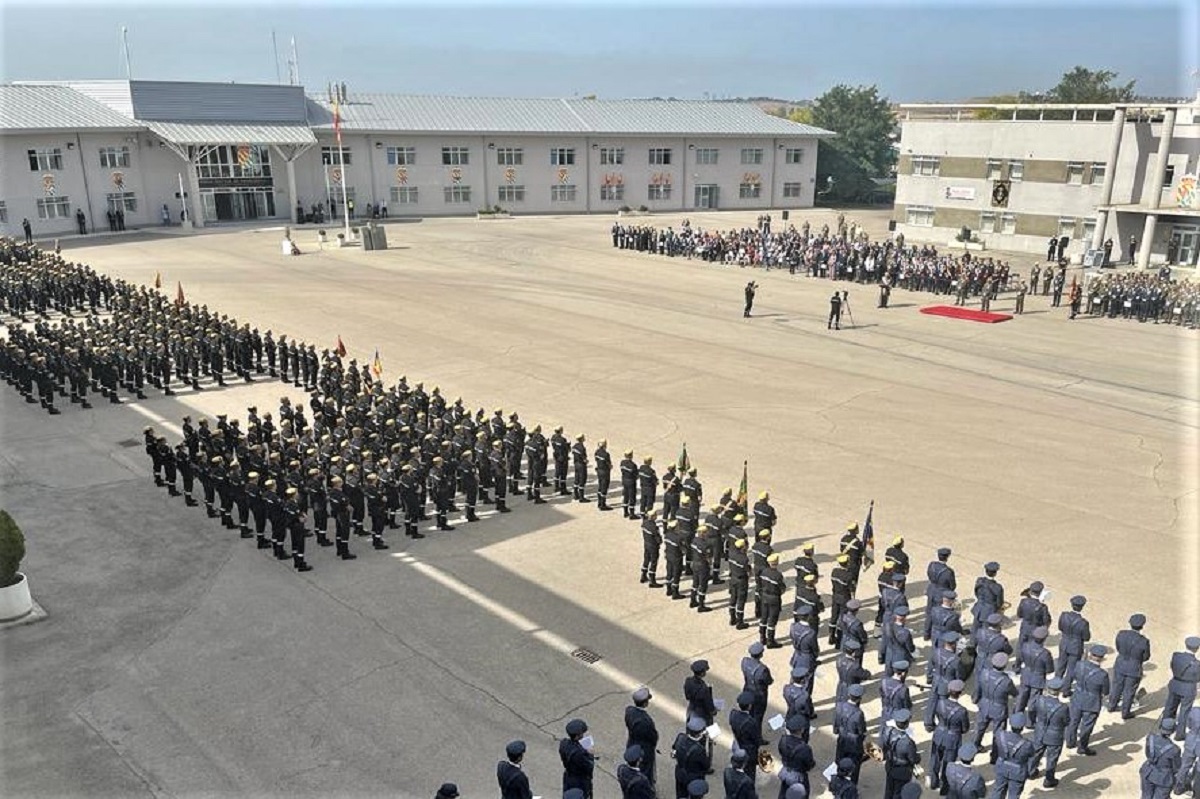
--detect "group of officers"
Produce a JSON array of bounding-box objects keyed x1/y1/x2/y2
[{"x1": 1081, "y1": 271, "x2": 1200, "y2": 328}]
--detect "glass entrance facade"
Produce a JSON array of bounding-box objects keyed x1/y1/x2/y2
[{"x1": 196, "y1": 144, "x2": 280, "y2": 222}]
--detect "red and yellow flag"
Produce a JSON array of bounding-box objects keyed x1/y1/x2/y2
[
  {"x1": 371, "y1": 348, "x2": 383, "y2": 379},
  {"x1": 335, "y1": 335, "x2": 347, "y2": 358}
]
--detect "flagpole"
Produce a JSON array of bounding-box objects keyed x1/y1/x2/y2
[{"x1": 339, "y1": 140, "x2": 350, "y2": 240}]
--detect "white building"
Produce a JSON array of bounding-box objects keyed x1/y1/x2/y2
[
  {"x1": 0, "y1": 80, "x2": 833, "y2": 238},
  {"x1": 893, "y1": 99, "x2": 1200, "y2": 268}
]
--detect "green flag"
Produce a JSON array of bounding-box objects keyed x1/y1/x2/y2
[
  {"x1": 677, "y1": 443, "x2": 691, "y2": 472},
  {"x1": 736, "y1": 460, "x2": 748, "y2": 514}
]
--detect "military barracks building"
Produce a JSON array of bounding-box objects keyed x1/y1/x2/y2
[
  {"x1": 0, "y1": 79, "x2": 833, "y2": 238},
  {"x1": 893, "y1": 98, "x2": 1200, "y2": 269}
]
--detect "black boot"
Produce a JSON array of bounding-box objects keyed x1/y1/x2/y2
[
  {"x1": 256, "y1": 534, "x2": 271, "y2": 550},
  {"x1": 337, "y1": 540, "x2": 357, "y2": 560},
  {"x1": 185, "y1": 493, "x2": 198, "y2": 507},
  {"x1": 497, "y1": 499, "x2": 511, "y2": 513},
  {"x1": 689, "y1": 593, "x2": 698, "y2": 608},
  {"x1": 767, "y1": 631, "x2": 783, "y2": 649},
  {"x1": 240, "y1": 525, "x2": 253, "y2": 539},
  {"x1": 729, "y1": 609, "x2": 738, "y2": 626},
  {"x1": 372, "y1": 535, "x2": 389, "y2": 550},
  {"x1": 273, "y1": 543, "x2": 288, "y2": 560},
  {"x1": 316, "y1": 532, "x2": 333, "y2": 547},
  {"x1": 697, "y1": 601, "x2": 713, "y2": 614},
  {"x1": 294, "y1": 554, "x2": 313, "y2": 572},
  {"x1": 737, "y1": 614, "x2": 749, "y2": 631},
  {"x1": 648, "y1": 576, "x2": 661, "y2": 588},
  {"x1": 639, "y1": 571, "x2": 648, "y2": 584}
]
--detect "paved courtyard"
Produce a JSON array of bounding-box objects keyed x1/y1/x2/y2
[{"x1": 2, "y1": 208, "x2": 1196, "y2": 798}]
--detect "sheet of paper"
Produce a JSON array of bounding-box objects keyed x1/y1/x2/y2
[
  {"x1": 580, "y1": 735, "x2": 594, "y2": 752},
  {"x1": 822, "y1": 762, "x2": 838, "y2": 781},
  {"x1": 705, "y1": 723, "x2": 721, "y2": 740},
  {"x1": 1039, "y1": 589, "x2": 1052, "y2": 603},
  {"x1": 767, "y1": 713, "x2": 785, "y2": 731},
  {"x1": 713, "y1": 698, "x2": 725, "y2": 711}
]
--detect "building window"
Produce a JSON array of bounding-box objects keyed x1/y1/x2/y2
[
  {"x1": 389, "y1": 186, "x2": 419, "y2": 204},
  {"x1": 905, "y1": 205, "x2": 934, "y2": 226},
  {"x1": 599, "y1": 147, "x2": 624, "y2": 165},
  {"x1": 441, "y1": 147, "x2": 469, "y2": 166},
  {"x1": 28, "y1": 148, "x2": 64, "y2": 171},
  {"x1": 784, "y1": 148, "x2": 804, "y2": 164},
  {"x1": 386, "y1": 146, "x2": 415, "y2": 166},
  {"x1": 550, "y1": 184, "x2": 577, "y2": 202},
  {"x1": 36, "y1": 196, "x2": 71, "y2": 219},
  {"x1": 740, "y1": 148, "x2": 764, "y2": 165},
  {"x1": 1058, "y1": 217, "x2": 1077, "y2": 239},
  {"x1": 1067, "y1": 162, "x2": 1084, "y2": 185},
  {"x1": 497, "y1": 185, "x2": 525, "y2": 203},
  {"x1": 1089, "y1": 162, "x2": 1107, "y2": 184},
  {"x1": 600, "y1": 184, "x2": 624, "y2": 201},
  {"x1": 1000, "y1": 212, "x2": 1017, "y2": 234},
  {"x1": 99, "y1": 146, "x2": 131, "y2": 168},
  {"x1": 321, "y1": 146, "x2": 352, "y2": 165},
  {"x1": 1163, "y1": 164, "x2": 1176, "y2": 187},
  {"x1": 986, "y1": 159, "x2": 1002, "y2": 180},
  {"x1": 648, "y1": 148, "x2": 672, "y2": 165},
  {"x1": 979, "y1": 211, "x2": 997, "y2": 233},
  {"x1": 495, "y1": 147, "x2": 523, "y2": 166},
  {"x1": 550, "y1": 148, "x2": 576, "y2": 166},
  {"x1": 647, "y1": 183, "x2": 672, "y2": 201},
  {"x1": 326, "y1": 187, "x2": 357, "y2": 208},
  {"x1": 739, "y1": 182, "x2": 762, "y2": 199},
  {"x1": 106, "y1": 191, "x2": 137, "y2": 212},
  {"x1": 1081, "y1": 218, "x2": 1096, "y2": 242},
  {"x1": 0, "y1": 201, "x2": 7, "y2": 223},
  {"x1": 782, "y1": 182, "x2": 802, "y2": 198},
  {"x1": 695, "y1": 148, "x2": 719, "y2": 165},
  {"x1": 912, "y1": 155, "x2": 940, "y2": 176},
  {"x1": 443, "y1": 185, "x2": 472, "y2": 203},
  {"x1": 1008, "y1": 160, "x2": 1024, "y2": 181}
]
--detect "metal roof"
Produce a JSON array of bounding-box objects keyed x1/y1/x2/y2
[
  {"x1": 143, "y1": 120, "x2": 316, "y2": 146},
  {"x1": 0, "y1": 84, "x2": 142, "y2": 132},
  {"x1": 308, "y1": 94, "x2": 834, "y2": 137}
]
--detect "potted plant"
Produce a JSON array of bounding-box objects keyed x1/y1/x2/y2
[
  {"x1": 0, "y1": 510, "x2": 32, "y2": 622},
  {"x1": 317, "y1": 230, "x2": 327, "y2": 243}
]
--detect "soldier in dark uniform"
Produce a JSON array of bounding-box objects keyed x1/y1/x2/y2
[
  {"x1": 1028, "y1": 676, "x2": 1068, "y2": 788},
  {"x1": 777, "y1": 713, "x2": 816, "y2": 797},
  {"x1": 1141, "y1": 719, "x2": 1183, "y2": 799},
  {"x1": 618, "y1": 745, "x2": 654, "y2": 799},
  {"x1": 497, "y1": 740, "x2": 533, "y2": 799},
  {"x1": 550, "y1": 426, "x2": 570, "y2": 496},
  {"x1": 308, "y1": 468, "x2": 332, "y2": 547},
  {"x1": 752, "y1": 491, "x2": 776, "y2": 534},
  {"x1": 833, "y1": 683, "x2": 867, "y2": 784},
  {"x1": 729, "y1": 692, "x2": 766, "y2": 782},
  {"x1": 971, "y1": 562, "x2": 1003, "y2": 633},
  {"x1": 283, "y1": 486, "x2": 312, "y2": 571},
  {"x1": 943, "y1": 743, "x2": 986, "y2": 799},
  {"x1": 228, "y1": 461, "x2": 250, "y2": 537},
  {"x1": 829, "y1": 553, "x2": 853, "y2": 646},
  {"x1": 973, "y1": 652, "x2": 1017, "y2": 755},
  {"x1": 176, "y1": 442, "x2": 197, "y2": 506},
  {"x1": 639, "y1": 510, "x2": 661, "y2": 586},
  {"x1": 457, "y1": 450, "x2": 480, "y2": 523},
  {"x1": 638, "y1": 457, "x2": 657, "y2": 518},
  {"x1": 490, "y1": 440, "x2": 511, "y2": 514},
  {"x1": 428, "y1": 457, "x2": 455, "y2": 531},
  {"x1": 1056, "y1": 595, "x2": 1091, "y2": 696},
  {"x1": 722, "y1": 750, "x2": 755, "y2": 799},
  {"x1": 660, "y1": 464, "x2": 681, "y2": 521},
  {"x1": 929, "y1": 678, "x2": 969, "y2": 793},
  {"x1": 727, "y1": 538, "x2": 751, "y2": 629},
  {"x1": 328, "y1": 475, "x2": 357, "y2": 559},
  {"x1": 828, "y1": 291, "x2": 843, "y2": 330},
  {"x1": 593, "y1": 439, "x2": 613, "y2": 511},
  {"x1": 365, "y1": 472, "x2": 391, "y2": 547},
  {"x1": 760, "y1": 552, "x2": 785, "y2": 648},
  {"x1": 743, "y1": 281, "x2": 757, "y2": 318},
  {"x1": 620, "y1": 449, "x2": 638, "y2": 518},
  {"x1": 1017, "y1": 627, "x2": 1055, "y2": 713},
  {"x1": 1013, "y1": 581, "x2": 1049, "y2": 673},
  {"x1": 624, "y1": 687, "x2": 659, "y2": 789},
  {"x1": 663, "y1": 520, "x2": 685, "y2": 600},
  {"x1": 1065, "y1": 644, "x2": 1110, "y2": 756},
  {"x1": 672, "y1": 717, "x2": 711, "y2": 799},
  {"x1": 1110, "y1": 613, "x2": 1151, "y2": 718},
  {"x1": 1161, "y1": 637, "x2": 1200, "y2": 740},
  {"x1": 559, "y1": 718, "x2": 595, "y2": 797},
  {"x1": 571, "y1": 434, "x2": 588, "y2": 502},
  {"x1": 782, "y1": 663, "x2": 815, "y2": 740},
  {"x1": 525, "y1": 425, "x2": 547, "y2": 504},
  {"x1": 991, "y1": 713, "x2": 1034, "y2": 798}
]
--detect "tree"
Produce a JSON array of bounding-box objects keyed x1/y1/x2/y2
[
  {"x1": 809, "y1": 84, "x2": 896, "y2": 202},
  {"x1": 0, "y1": 510, "x2": 26, "y2": 588},
  {"x1": 787, "y1": 107, "x2": 814, "y2": 125},
  {"x1": 1042, "y1": 66, "x2": 1136, "y2": 103}
]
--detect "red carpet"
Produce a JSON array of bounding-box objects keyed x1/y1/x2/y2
[{"x1": 919, "y1": 305, "x2": 1013, "y2": 324}]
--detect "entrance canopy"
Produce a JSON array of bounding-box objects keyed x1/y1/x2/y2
[{"x1": 145, "y1": 120, "x2": 315, "y2": 148}]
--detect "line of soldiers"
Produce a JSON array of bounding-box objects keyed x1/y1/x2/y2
[{"x1": 1084, "y1": 272, "x2": 1200, "y2": 327}]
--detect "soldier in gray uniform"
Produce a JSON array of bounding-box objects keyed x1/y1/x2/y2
[
  {"x1": 1065, "y1": 644, "x2": 1110, "y2": 756},
  {"x1": 1016, "y1": 626, "x2": 1054, "y2": 713},
  {"x1": 1176, "y1": 706, "x2": 1200, "y2": 795},
  {"x1": 923, "y1": 547, "x2": 955, "y2": 641},
  {"x1": 973, "y1": 652, "x2": 1016, "y2": 756},
  {"x1": 929, "y1": 678, "x2": 970, "y2": 793},
  {"x1": 620, "y1": 449, "x2": 638, "y2": 518},
  {"x1": 1110, "y1": 613, "x2": 1151, "y2": 718},
  {"x1": 1028, "y1": 676, "x2": 1069, "y2": 788},
  {"x1": 571, "y1": 434, "x2": 588, "y2": 502},
  {"x1": 1013, "y1": 581, "x2": 1050, "y2": 673},
  {"x1": 639, "y1": 510, "x2": 662, "y2": 587},
  {"x1": 1056, "y1": 595, "x2": 1092, "y2": 697},
  {"x1": 971, "y1": 562, "x2": 1003, "y2": 633},
  {"x1": 1141, "y1": 719, "x2": 1182, "y2": 799}
]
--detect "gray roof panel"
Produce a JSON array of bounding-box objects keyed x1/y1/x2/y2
[
  {"x1": 144, "y1": 120, "x2": 316, "y2": 146},
  {"x1": 0, "y1": 84, "x2": 142, "y2": 132},
  {"x1": 308, "y1": 94, "x2": 833, "y2": 137}
]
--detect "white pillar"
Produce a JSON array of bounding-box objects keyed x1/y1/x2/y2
[
  {"x1": 1138, "y1": 108, "x2": 1177, "y2": 270},
  {"x1": 286, "y1": 158, "x2": 299, "y2": 223},
  {"x1": 187, "y1": 162, "x2": 204, "y2": 228},
  {"x1": 1090, "y1": 108, "x2": 1126, "y2": 250}
]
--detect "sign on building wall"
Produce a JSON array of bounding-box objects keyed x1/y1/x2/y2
[
  {"x1": 557, "y1": 167, "x2": 569, "y2": 184},
  {"x1": 944, "y1": 186, "x2": 976, "y2": 201},
  {"x1": 504, "y1": 167, "x2": 517, "y2": 184},
  {"x1": 42, "y1": 174, "x2": 56, "y2": 196},
  {"x1": 1176, "y1": 174, "x2": 1198, "y2": 210},
  {"x1": 395, "y1": 167, "x2": 407, "y2": 185},
  {"x1": 991, "y1": 180, "x2": 1011, "y2": 208},
  {"x1": 111, "y1": 171, "x2": 125, "y2": 189}
]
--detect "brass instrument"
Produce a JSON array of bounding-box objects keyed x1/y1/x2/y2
[
  {"x1": 757, "y1": 748, "x2": 776, "y2": 774},
  {"x1": 913, "y1": 764, "x2": 925, "y2": 778},
  {"x1": 864, "y1": 739, "x2": 885, "y2": 762}
]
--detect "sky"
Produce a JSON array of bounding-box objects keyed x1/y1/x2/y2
[{"x1": 0, "y1": 0, "x2": 1195, "y2": 102}]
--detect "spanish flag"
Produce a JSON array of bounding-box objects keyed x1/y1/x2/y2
[
  {"x1": 862, "y1": 500, "x2": 876, "y2": 568},
  {"x1": 735, "y1": 460, "x2": 748, "y2": 515},
  {"x1": 371, "y1": 348, "x2": 383, "y2": 379}
]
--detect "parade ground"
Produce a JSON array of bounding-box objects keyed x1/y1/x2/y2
[{"x1": 2, "y1": 208, "x2": 1197, "y2": 797}]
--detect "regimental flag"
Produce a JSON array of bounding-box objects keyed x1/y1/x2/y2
[
  {"x1": 175, "y1": 281, "x2": 185, "y2": 308},
  {"x1": 735, "y1": 460, "x2": 748, "y2": 515},
  {"x1": 154, "y1": 271, "x2": 162, "y2": 290},
  {"x1": 677, "y1": 442, "x2": 691, "y2": 473},
  {"x1": 335, "y1": 335, "x2": 347, "y2": 358},
  {"x1": 862, "y1": 500, "x2": 876, "y2": 568},
  {"x1": 371, "y1": 348, "x2": 383, "y2": 379},
  {"x1": 332, "y1": 96, "x2": 343, "y2": 146}
]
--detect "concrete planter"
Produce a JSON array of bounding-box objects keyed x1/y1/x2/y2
[
  {"x1": 953, "y1": 239, "x2": 985, "y2": 251},
  {"x1": 0, "y1": 573, "x2": 33, "y2": 622},
  {"x1": 617, "y1": 210, "x2": 650, "y2": 218},
  {"x1": 476, "y1": 213, "x2": 512, "y2": 220}
]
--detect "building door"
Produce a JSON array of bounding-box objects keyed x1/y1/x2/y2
[
  {"x1": 694, "y1": 184, "x2": 719, "y2": 209},
  {"x1": 1171, "y1": 226, "x2": 1199, "y2": 266},
  {"x1": 214, "y1": 193, "x2": 234, "y2": 221}
]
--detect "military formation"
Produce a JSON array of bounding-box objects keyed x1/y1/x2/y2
[
  {"x1": 5, "y1": 235, "x2": 1199, "y2": 798},
  {"x1": 1084, "y1": 271, "x2": 1200, "y2": 327}
]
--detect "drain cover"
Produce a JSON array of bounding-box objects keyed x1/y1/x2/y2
[
  {"x1": 571, "y1": 647, "x2": 602, "y2": 665},
  {"x1": 117, "y1": 439, "x2": 141, "y2": 448}
]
